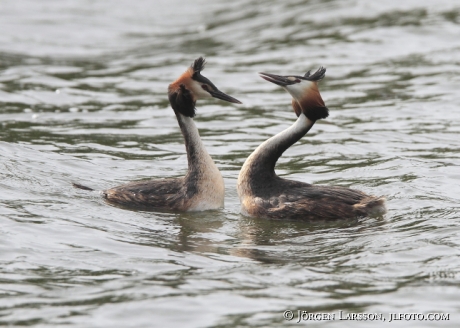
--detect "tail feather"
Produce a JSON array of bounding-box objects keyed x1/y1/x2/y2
[{"x1": 72, "y1": 182, "x2": 95, "y2": 191}]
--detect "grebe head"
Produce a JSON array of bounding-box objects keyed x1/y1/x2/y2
[
  {"x1": 168, "y1": 57, "x2": 242, "y2": 117},
  {"x1": 259, "y1": 67, "x2": 329, "y2": 121}
]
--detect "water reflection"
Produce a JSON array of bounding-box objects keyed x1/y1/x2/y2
[{"x1": 132, "y1": 208, "x2": 388, "y2": 266}]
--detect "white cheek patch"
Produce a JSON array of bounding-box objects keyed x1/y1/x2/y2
[
  {"x1": 284, "y1": 80, "x2": 314, "y2": 100},
  {"x1": 189, "y1": 80, "x2": 211, "y2": 99}
]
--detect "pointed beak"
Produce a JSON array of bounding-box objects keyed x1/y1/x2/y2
[
  {"x1": 208, "y1": 89, "x2": 242, "y2": 104},
  {"x1": 259, "y1": 72, "x2": 299, "y2": 86}
]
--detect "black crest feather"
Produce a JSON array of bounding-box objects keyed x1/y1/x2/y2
[
  {"x1": 168, "y1": 84, "x2": 196, "y2": 118},
  {"x1": 192, "y1": 57, "x2": 206, "y2": 74},
  {"x1": 304, "y1": 67, "x2": 326, "y2": 81}
]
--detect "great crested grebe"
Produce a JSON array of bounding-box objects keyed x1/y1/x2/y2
[
  {"x1": 74, "y1": 57, "x2": 241, "y2": 211},
  {"x1": 237, "y1": 67, "x2": 386, "y2": 220}
]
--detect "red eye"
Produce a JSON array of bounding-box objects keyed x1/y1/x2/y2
[{"x1": 201, "y1": 84, "x2": 209, "y2": 91}]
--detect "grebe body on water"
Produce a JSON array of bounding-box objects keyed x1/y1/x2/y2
[
  {"x1": 74, "y1": 57, "x2": 241, "y2": 212},
  {"x1": 237, "y1": 67, "x2": 386, "y2": 220}
]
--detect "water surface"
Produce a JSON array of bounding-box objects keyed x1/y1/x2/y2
[{"x1": 1, "y1": 0, "x2": 460, "y2": 327}]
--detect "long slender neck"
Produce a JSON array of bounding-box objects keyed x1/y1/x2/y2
[
  {"x1": 174, "y1": 111, "x2": 215, "y2": 175},
  {"x1": 241, "y1": 113, "x2": 315, "y2": 179}
]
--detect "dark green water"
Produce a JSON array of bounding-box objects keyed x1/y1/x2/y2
[{"x1": 1, "y1": 0, "x2": 459, "y2": 327}]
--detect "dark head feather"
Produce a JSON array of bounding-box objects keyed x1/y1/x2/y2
[
  {"x1": 168, "y1": 84, "x2": 196, "y2": 118},
  {"x1": 306, "y1": 106, "x2": 329, "y2": 121},
  {"x1": 190, "y1": 57, "x2": 220, "y2": 91},
  {"x1": 303, "y1": 67, "x2": 326, "y2": 82},
  {"x1": 191, "y1": 57, "x2": 206, "y2": 74}
]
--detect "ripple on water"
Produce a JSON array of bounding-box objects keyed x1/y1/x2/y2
[{"x1": 1, "y1": 0, "x2": 460, "y2": 327}]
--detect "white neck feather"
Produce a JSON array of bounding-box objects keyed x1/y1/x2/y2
[
  {"x1": 176, "y1": 114, "x2": 224, "y2": 211},
  {"x1": 241, "y1": 113, "x2": 313, "y2": 170},
  {"x1": 178, "y1": 115, "x2": 215, "y2": 169},
  {"x1": 237, "y1": 113, "x2": 314, "y2": 198},
  {"x1": 258, "y1": 113, "x2": 312, "y2": 151}
]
